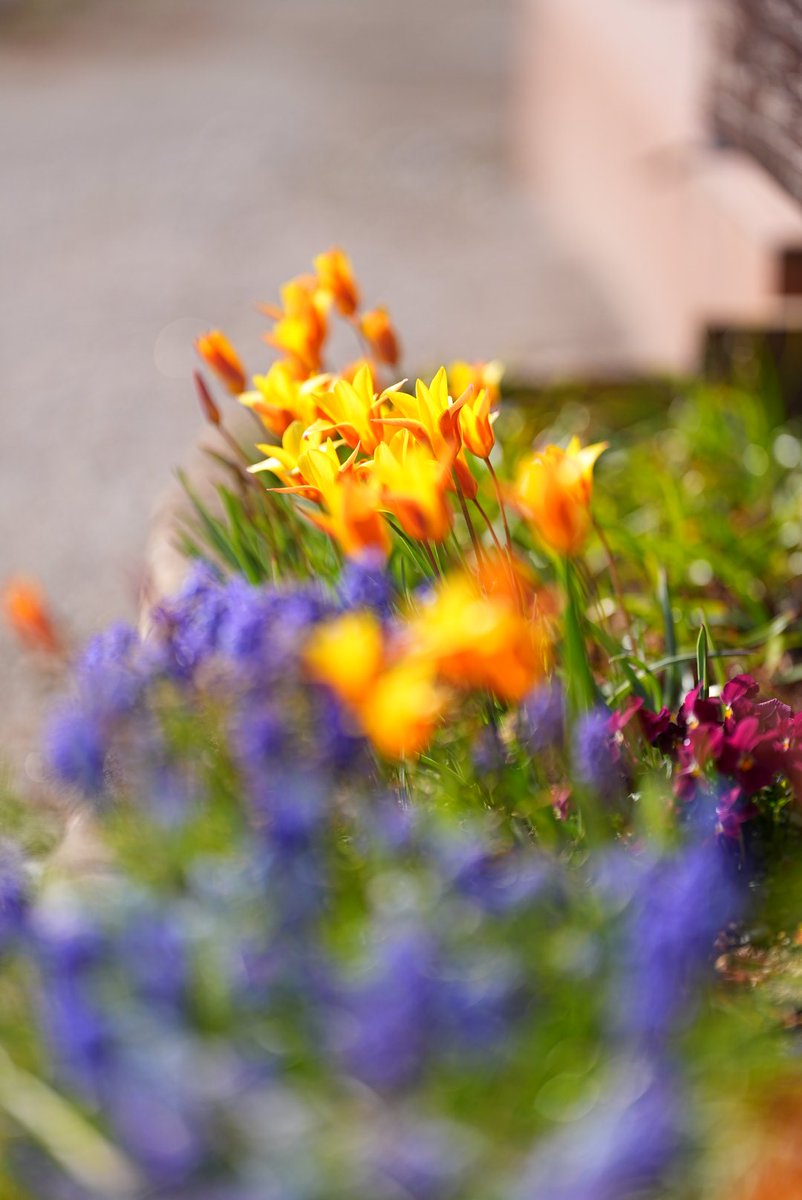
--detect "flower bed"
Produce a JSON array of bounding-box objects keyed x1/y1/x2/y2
[{"x1": 1, "y1": 251, "x2": 802, "y2": 1197}]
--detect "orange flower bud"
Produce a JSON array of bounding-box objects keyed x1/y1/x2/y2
[
  {"x1": 195, "y1": 330, "x2": 247, "y2": 396},
  {"x1": 360, "y1": 307, "x2": 400, "y2": 367},
  {"x1": 2, "y1": 576, "x2": 62, "y2": 654},
  {"x1": 193, "y1": 371, "x2": 221, "y2": 426},
  {"x1": 314, "y1": 248, "x2": 360, "y2": 317}
]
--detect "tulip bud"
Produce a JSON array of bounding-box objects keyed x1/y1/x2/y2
[
  {"x1": 313, "y1": 248, "x2": 360, "y2": 317},
  {"x1": 193, "y1": 371, "x2": 221, "y2": 427},
  {"x1": 2, "y1": 576, "x2": 62, "y2": 654},
  {"x1": 360, "y1": 307, "x2": 400, "y2": 367},
  {"x1": 195, "y1": 330, "x2": 247, "y2": 395}
]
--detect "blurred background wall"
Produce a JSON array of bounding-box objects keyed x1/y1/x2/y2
[{"x1": 520, "y1": 0, "x2": 802, "y2": 371}]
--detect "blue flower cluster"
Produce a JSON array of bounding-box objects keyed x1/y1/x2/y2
[
  {"x1": 2, "y1": 564, "x2": 754, "y2": 1198},
  {"x1": 3, "y1": 797, "x2": 741, "y2": 1199},
  {"x1": 43, "y1": 563, "x2": 362, "y2": 805}
]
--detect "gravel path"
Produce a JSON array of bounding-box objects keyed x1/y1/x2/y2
[{"x1": 0, "y1": 0, "x2": 621, "y2": 778}]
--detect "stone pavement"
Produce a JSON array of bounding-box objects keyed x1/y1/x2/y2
[{"x1": 0, "y1": 0, "x2": 622, "y2": 778}]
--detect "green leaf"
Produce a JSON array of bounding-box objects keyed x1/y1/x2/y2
[
  {"x1": 0, "y1": 1048, "x2": 140, "y2": 1196},
  {"x1": 218, "y1": 488, "x2": 264, "y2": 583},
  {"x1": 177, "y1": 471, "x2": 240, "y2": 570},
  {"x1": 657, "y1": 567, "x2": 681, "y2": 709},
  {"x1": 696, "y1": 623, "x2": 709, "y2": 699}
]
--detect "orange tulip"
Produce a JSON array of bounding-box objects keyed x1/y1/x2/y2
[
  {"x1": 2, "y1": 576, "x2": 62, "y2": 654},
  {"x1": 408, "y1": 562, "x2": 552, "y2": 703},
  {"x1": 511, "y1": 436, "x2": 607, "y2": 557},
  {"x1": 314, "y1": 247, "x2": 360, "y2": 317},
  {"x1": 473, "y1": 550, "x2": 556, "y2": 617},
  {"x1": 304, "y1": 613, "x2": 447, "y2": 758},
  {"x1": 195, "y1": 330, "x2": 247, "y2": 396},
  {"x1": 360, "y1": 307, "x2": 401, "y2": 367}
]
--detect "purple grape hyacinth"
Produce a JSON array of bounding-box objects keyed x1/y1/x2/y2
[
  {"x1": 44, "y1": 706, "x2": 108, "y2": 795},
  {"x1": 519, "y1": 681, "x2": 565, "y2": 754},
  {"x1": 337, "y1": 550, "x2": 394, "y2": 617},
  {"x1": 573, "y1": 707, "x2": 623, "y2": 801}
]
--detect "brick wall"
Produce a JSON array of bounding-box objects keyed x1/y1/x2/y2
[{"x1": 712, "y1": 0, "x2": 802, "y2": 205}]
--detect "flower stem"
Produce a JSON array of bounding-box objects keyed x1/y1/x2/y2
[
  {"x1": 559, "y1": 556, "x2": 597, "y2": 717},
  {"x1": 486, "y1": 457, "x2": 513, "y2": 553},
  {"x1": 453, "y1": 474, "x2": 484, "y2": 563},
  {"x1": 423, "y1": 540, "x2": 443, "y2": 579},
  {"x1": 471, "y1": 497, "x2": 505, "y2": 556}
]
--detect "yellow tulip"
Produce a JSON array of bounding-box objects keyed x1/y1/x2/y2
[
  {"x1": 239, "y1": 361, "x2": 324, "y2": 437},
  {"x1": 457, "y1": 387, "x2": 497, "y2": 460},
  {"x1": 248, "y1": 422, "x2": 334, "y2": 495},
  {"x1": 370, "y1": 430, "x2": 453, "y2": 543},
  {"x1": 304, "y1": 613, "x2": 447, "y2": 758},
  {"x1": 448, "y1": 360, "x2": 503, "y2": 408},
  {"x1": 263, "y1": 275, "x2": 328, "y2": 375},
  {"x1": 377, "y1": 367, "x2": 477, "y2": 499},
  {"x1": 306, "y1": 471, "x2": 391, "y2": 560},
  {"x1": 303, "y1": 611, "x2": 384, "y2": 706},
  {"x1": 310, "y1": 364, "x2": 392, "y2": 455},
  {"x1": 356, "y1": 660, "x2": 447, "y2": 759}
]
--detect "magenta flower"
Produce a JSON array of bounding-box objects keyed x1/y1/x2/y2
[{"x1": 632, "y1": 674, "x2": 802, "y2": 837}]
